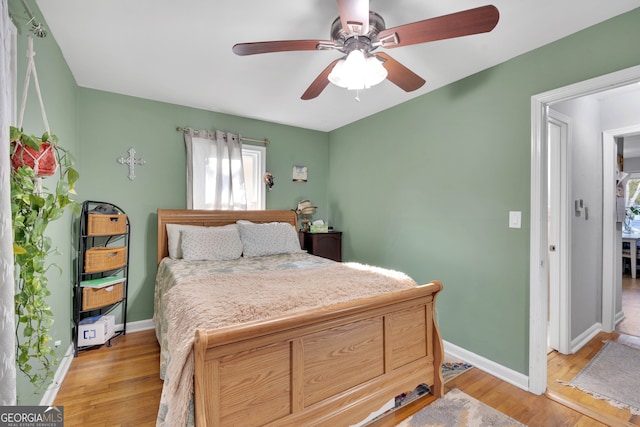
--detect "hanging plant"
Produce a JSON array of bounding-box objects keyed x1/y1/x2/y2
[
  {"x1": 11, "y1": 130, "x2": 57, "y2": 176},
  {"x1": 10, "y1": 126, "x2": 80, "y2": 389}
]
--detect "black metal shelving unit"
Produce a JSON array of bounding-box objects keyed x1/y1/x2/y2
[{"x1": 73, "y1": 200, "x2": 130, "y2": 356}]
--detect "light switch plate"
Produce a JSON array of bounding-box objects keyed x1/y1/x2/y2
[{"x1": 509, "y1": 211, "x2": 521, "y2": 229}]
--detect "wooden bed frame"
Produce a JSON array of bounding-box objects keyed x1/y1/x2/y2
[{"x1": 157, "y1": 209, "x2": 444, "y2": 427}]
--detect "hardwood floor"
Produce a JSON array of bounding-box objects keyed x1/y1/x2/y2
[
  {"x1": 368, "y1": 366, "x2": 605, "y2": 427},
  {"x1": 546, "y1": 331, "x2": 640, "y2": 427},
  {"x1": 617, "y1": 276, "x2": 640, "y2": 337},
  {"x1": 54, "y1": 328, "x2": 623, "y2": 427},
  {"x1": 53, "y1": 330, "x2": 163, "y2": 427},
  {"x1": 541, "y1": 275, "x2": 640, "y2": 427}
]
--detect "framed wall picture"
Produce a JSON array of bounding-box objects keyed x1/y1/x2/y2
[{"x1": 292, "y1": 165, "x2": 308, "y2": 182}]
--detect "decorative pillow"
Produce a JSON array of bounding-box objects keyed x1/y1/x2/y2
[
  {"x1": 180, "y1": 226, "x2": 243, "y2": 261},
  {"x1": 166, "y1": 224, "x2": 207, "y2": 259},
  {"x1": 237, "y1": 221, "x2": 304, "y2": 257},
  {"x1": 166, "y1": 223, "x2": 237, "y2": 259}
]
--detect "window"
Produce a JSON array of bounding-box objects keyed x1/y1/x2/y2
[
  {"x1": 242, "y1": 145, "x2": 266, "y2": 210},
  {"x1": 185, "y1": 131, "x2": 266, "y2": 210},
  {"x1": 625, "y1": 173, "x2": 640, "y2": 229},
  {"x1": 626, "y1": 174, "x2": 640, "y2": 207}
]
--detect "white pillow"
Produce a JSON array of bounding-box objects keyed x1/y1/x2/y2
[
  {"x1": 166, "y1": 224, "x2": 205, "y2": 259},
  {"x1": 166, "y1": 223, "x2": 237, "y2": 259},
  {"x1": 180, "y1": 226, "x2": 243, "y2": 261},
  {"x1": 237, "y1": 221, "x2": 304, "y2": 257}
]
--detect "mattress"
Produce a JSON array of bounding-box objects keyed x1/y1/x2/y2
[{"x1": 154, "y1": 252, "x2": 334, "y2": 378}]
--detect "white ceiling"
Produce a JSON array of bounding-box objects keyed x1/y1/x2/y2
[
  {"x1": 584, "y1": 84, "x2": 640, "y2": 157},
  {"x1": 32, "y1": 0, "x2": 640, "y2": 132}
]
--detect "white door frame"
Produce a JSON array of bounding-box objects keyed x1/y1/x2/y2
[
  {"x1": 547, "y1": 109, "x2": 572, "y2": 355},
  {"x1": 601, "y1": 130, "x2": 617, "y2": 333},
  {"x1": 603, "y1": 125, "x2": 640, "y2": 331},
  {"x1": 529, "y1": 64, "x2": 640, "y2": 395}
]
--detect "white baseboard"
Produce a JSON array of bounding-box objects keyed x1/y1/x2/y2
[
  {"x1": 40, "y1": 318, "x2": 155, "y2": 406},
  {"x1": 443, "y1": 340, "x2": 529, "y2": 392},
  {"x1": 615, "y1": 309, "x2": 625, "y2": 326},
  {"x1": 119, "y1": 318, "x2": 155, "y2": 333},
  {"x1": 570, "y1": 322, "x2": 602, "y2": 353},
  {"x1": 40, "y1": 344, "x2": 74, "y2": 406}
]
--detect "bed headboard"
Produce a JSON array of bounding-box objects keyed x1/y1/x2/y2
[{"x1": 157, "y1": 209, "x2": 299, "y2": 264}]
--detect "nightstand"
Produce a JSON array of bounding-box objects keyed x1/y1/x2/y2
[{"x1": 300, "y1": 231, "x2": 342, "y2": 262}]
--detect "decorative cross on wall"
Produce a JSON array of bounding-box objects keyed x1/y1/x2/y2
[{"x1": 117, "y1": 148, "x2": 146, "y2": 181}]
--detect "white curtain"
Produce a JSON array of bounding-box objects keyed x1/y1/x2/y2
[
  {"x1": 0, "y1": 0, "x2": 17, "y2": 406},
  {"x1": 184, "y1": 129, "x2": 247, "y2": 210}
]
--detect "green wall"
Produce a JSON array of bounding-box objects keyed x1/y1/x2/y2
[
  {"x1": 76, "y1": 89, "x2": 329, "y2": 324},
  {"x1": 327, "y1": 8, "x2": 640, "y2": 375}
]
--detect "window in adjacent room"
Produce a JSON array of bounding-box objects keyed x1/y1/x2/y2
[
  {"x1": 625, "y1": 173, "x2": 640, "y2": 229},
  {"x1": 626, "y1": 174, "x2": 640, "y2": 206}
]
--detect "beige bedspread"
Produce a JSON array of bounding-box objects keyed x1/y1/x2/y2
[
  {"x1": 157, "y1": 261, "x2": 418, "y2": 427},
  {"x1": 154, "y1": 253, "x2": 336, "y2": 378}
]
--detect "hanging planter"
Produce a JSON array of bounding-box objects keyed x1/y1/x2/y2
[
  {"x1": 10, "y1": 37, "x2": 80, "y2": 390},
  {"x1": 11, "y1": 35, "x2": 59, "y2": 178},
  {"x1": 10, "y1": 130, "x2": 58, "y2": 176},
  {"x1": 10, "y1": 126, "x2": 80, "y2": 390}
]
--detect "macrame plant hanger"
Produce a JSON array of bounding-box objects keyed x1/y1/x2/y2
[{"x1": 14, "y1": 36, "x2": 56, "y2": 194}]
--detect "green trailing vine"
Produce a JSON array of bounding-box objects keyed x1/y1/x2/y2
[{"x1": 10, "y1": 126, "x2": 80, "y2": 389}]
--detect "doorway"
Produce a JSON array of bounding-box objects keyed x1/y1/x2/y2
[
  {"x1": 603, "y1": 127, "x2": 640, "y2": 335},
  {"x1": 529, "y1": 64, "x2": 640, "y2": 395},
  {"x1": 610, "y1": 130, "x2": 640, "y2": 339}
]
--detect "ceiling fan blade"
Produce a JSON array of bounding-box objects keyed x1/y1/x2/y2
[
  {"x1": 375, "y1": 53, "x2": 425, "y2": 92},
  {"x1": 378, "y1": 5, "x2": 499, "y2": 49},
  {"x1": 233, "y1": 40, "x2": 335, "y2": 56},
  {"x1": 301, "y1": 59, "x2": 342, "y2": 100},
  {"x1": 337, "y1": 0, "x2": 369, "y2": 35}
]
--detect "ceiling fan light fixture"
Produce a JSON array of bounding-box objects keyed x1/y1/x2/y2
[
  {"x1": 233, "y1": 4, "x2": 500, "y2": 100},
  {"x1": 328, "y1": 49, "x2": 387, "y2": 91}
]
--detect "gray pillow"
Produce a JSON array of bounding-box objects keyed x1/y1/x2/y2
[
  {"x1": 237, "y1": 221, "x2": 304, "y2": 257},
  {"x1": 180, "y1": 226, "x2": 243, "y2": 261}
]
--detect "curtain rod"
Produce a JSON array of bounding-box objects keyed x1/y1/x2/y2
[{"x1": 176, "y1": 127, "x2": 269, "y2": 145}]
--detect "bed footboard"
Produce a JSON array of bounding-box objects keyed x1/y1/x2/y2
[{"x1": 193, "y1": 281, "x2": 443, "y2": 427}]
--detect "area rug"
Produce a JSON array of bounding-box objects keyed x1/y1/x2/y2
[
  {"x1": 395, "y1": 388, "x2": 525, "y2": 427},
  {"x1": 361, "y1": 360, "x2": 475, "y2": 425},
  {"x1": 565, "y1": 340, "x2": 640, "y2": 415},
  {"x1": 395, "y1": 360, "x2": 473, "y2": 408},
  {"x1": 442, "y1": 359, "x2": 473, "y2": 383}
]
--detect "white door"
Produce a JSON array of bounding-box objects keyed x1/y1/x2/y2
[{"x1": 547, "y1": 110, "x2": 571, "y2": 354}]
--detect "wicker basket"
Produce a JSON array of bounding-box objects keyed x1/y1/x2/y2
[
  {"x1": 84, "y1": 246, "x2": 127, "y2": 273},
  {"x1": 82, "y1": 281, "x2": 124, "y2": 310},
  {"x1": 87, "y1": 214, "x2": 127, "y2": 236}
]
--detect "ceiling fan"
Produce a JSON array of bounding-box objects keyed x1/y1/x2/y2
[{"x1": 232, "y1": 1, "x2": 499, "y2": 100}]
